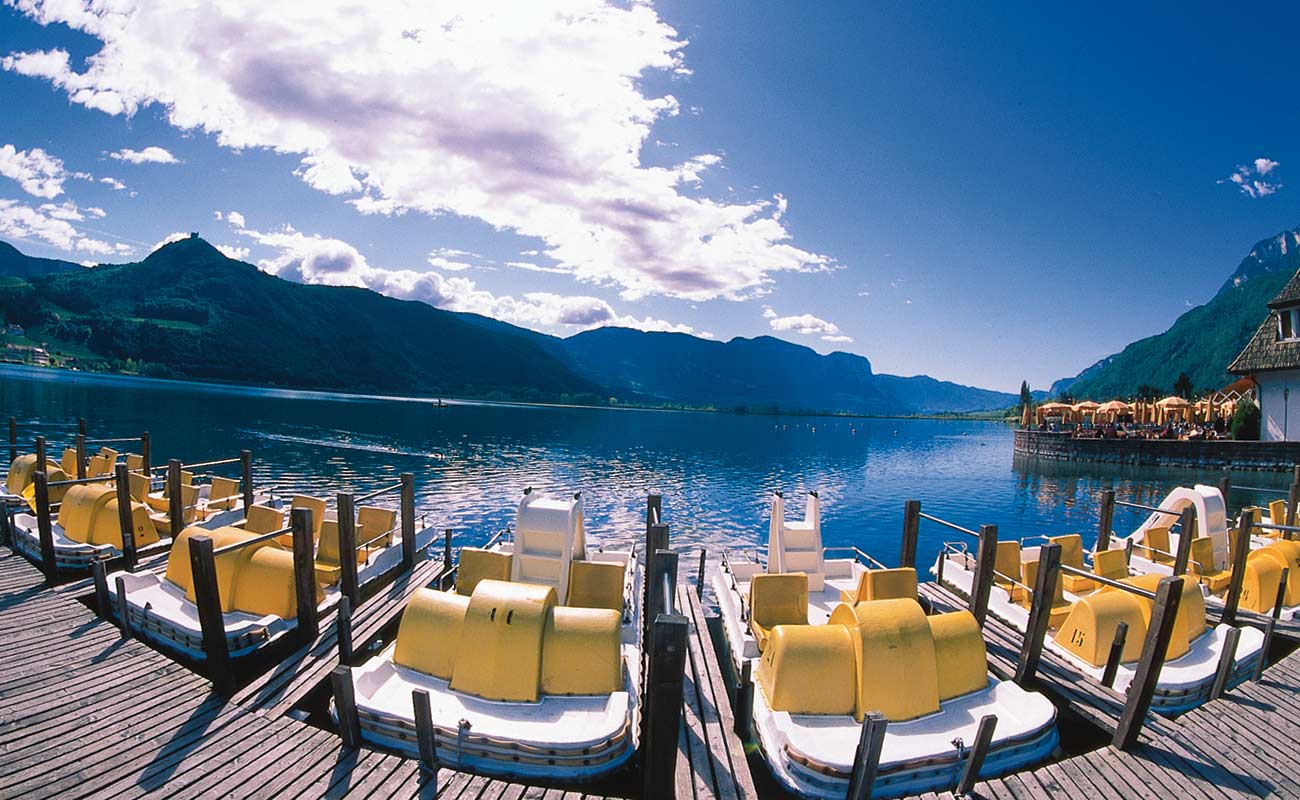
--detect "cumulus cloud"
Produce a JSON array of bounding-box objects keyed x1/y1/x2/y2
[
  {"x1": 761, "y1": 305, "x2": 848, "y2": 340},
  {"x1": 2, "y1": 1, "x2": 832, "y2": 301},
  {"x1": 1221, "y1": 158, "x2": 1282, "y2": 198},
  {"x1": 0, "y1": 144, "x2": 70, "y2": 198},
  {"x1": 0, "y1": 197, "x2": 112, "y2": 252},
  {"x1": 99, "y1": 176, "x2": 127, "y2": 190},
  {"x1": 109, "y1": 146, "x2": 179, "y2": 164}
]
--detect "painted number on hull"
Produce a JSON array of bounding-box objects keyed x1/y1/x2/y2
[{"x1": 1070, "y1": 629, "x2": 1086, "y2": 648}]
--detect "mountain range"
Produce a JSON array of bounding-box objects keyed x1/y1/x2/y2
[
  {"x1": 0, "y1": 236, "x2": 1016, "y2": 414},
  {"x1": 1052, "y1": 224, "x2": 1300, "y2": 400}
]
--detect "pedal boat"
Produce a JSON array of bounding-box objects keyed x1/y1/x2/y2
[
  {"x1": 710, "y1": 491, "x2": 1058, "y2": 799},
  {"x1": 346, "y1": 491, "x2": 642, "y2": 783},
  {"x1": 105, "y1": 495, "x2": 435, "y2": 661},
  {"x1": 934, "y1": 528, "x2": 1264, "y2": 715},
  {"x1": 1106, "y1": 484, "x2": 1300, "y2": 622}
]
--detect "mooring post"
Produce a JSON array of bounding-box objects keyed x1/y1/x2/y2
[
  {"x1": 189, "y1": 534, "x2": 231, "y2": 689},
  {"x1": 34, "y1": 470, "x2": 56, "y2": 583},
  {"x1": 113, "y1": 463, "x2": 137, "y2": 572},
  {"x1": 140, "y1": 431, "x2": 151, "y2": 474},
  {"x1": 1015, "y1": 542, "x2": 1061, "y2": 687},
  {"x1": 1097, "y1": 489, "x2": 1116, "y2": 551},
  {"x1": 1113, "y1": 576, "x2": 1184, "y2": 750},
  {"x1": 35, "y1": 434, "x2": 45, "y2": 467},
  {"x1": 1101, "y1": 621, "x2": 1130, "y2": 689},
  {"x1": 240, "y1": 449, "x2": 253, "y2": 514},
  {"x1": 1289, "y1": 465, "x2": 1300, "y2": 528},
  {"x1": 1256, "y1": 566, "x2": 1290, "y2": 681},
  {"x1": 75, "y1": 433, "x2": 86, "y2": 480},
  {"x1": 92, "y1": 559, "x2": 110, "y2": 619},
  {"x1": 443, "y1": 528, "x2": 453, "y2": 571},
  {"x1": 412, "y1": 688, "x2": 439, "y2": 777},
  {"x1": 337, "y1": 595, "x2": 353, "y2": 664},
  {"x1": 646, "y1": 493, "x2": 663, "y2": 535},
  {"x1": 955, "y1": 714, "x2": 998, "y2": 797},
  {"x1": 400, "y1": 472, "x2": 416, "y2": 570},
  {"x1": 1210, "y1": 626, "x2": 1242, "y2": 701},
  {"x1": 167, "y1": 459, "x2": 184, "y2": 537},
  {"x1": 291, "y1": 507, "x2": 319, "y2": 642},
  {"x1": 734, "y1": 659, "x2": 754, "y2": 739},
  {"x1": 337, "y1": 492, "x2": 359, "y2": 608},
  {"x1": 640, "y1": 609, "x2": 688, "y2": 799},
  {"x1": 331, "y1": 665, "x2": 361, "y2": 749},
  {"x1": 1220, "y1": 508, "x2": 1256, "y2": 625},
  {"x1": 901, "y1": 499, "x2": 921, "y2": 569},
  {"x1": 7, "y1": 417, "x2": 15, "y2": 463},
  {"x1": 78, "y1": 417, "x2": 86, "y2": 437},
  {"x1": 969, "y1": 524, "x2": 999, "y2": 626},
  {"x1": 1172, "y1": 506, "x2": 1194, "y2": 576},
  {"x1": 1218, "y1": 475, "x2": 1231, "y2": 506},
  {"x1": 846, "y1": 712, "x2": 889, "y2": 800},
  {"x1": 697, "y1": 548, "x2": 707, "y2": 599},
  {"x1": 113, "y1": 576, "x2": 129, "y2": 638}
]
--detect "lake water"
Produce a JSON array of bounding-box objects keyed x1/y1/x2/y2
[{"x1": 2, "y1": 364, "x2": 1291, "y2": 574}]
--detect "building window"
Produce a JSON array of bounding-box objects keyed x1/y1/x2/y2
[{"x1": 1280, "y1": 307, "x2": 1300, "y2": 342}]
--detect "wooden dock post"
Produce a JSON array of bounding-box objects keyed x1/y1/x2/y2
[
  {"x1": 901, "y1": 499, "x2": 921, "y2": 569},
  {"x1": 1113, "y1": 576, "x2": 1184, "y2": 751},
  {"x1": 734, "y1": 659, "x2": 753, "y2": 739},
  {"x1": 239, "y1": 449, "x2": 253, "y2": 514},
  {"x1": 34, "y1": 470, "x2": 56, "y2": 583},
  {"x1": 641, "y1": 610, "x2": 688, "y2": 799},
  {"x1": 1097, "y1": 490, "x2": 1116, "y2": 551},
  {"x1": 78, "y1": 417, "x2": 86, "y2": 437},
  {"x1": 7, "y1": 417, "x2": 15, "y2": 463},
  {"x1": 646, "y1": 493, "x2": 663, "y2": 534},
  {"x1": 1101, "y1": 622, "x2": 1129, "y2": 689},
  {"x1": 1220, "y1": 507, "x2": 1256, "y2": 624},
  {"x1": 35, "y1": 434, "x2": 45, "y2": 467},
  {"x1": 400, "y1": 473, "x2": 415, "y2": 571},
  {"x1": 189, "y1": 534, "x2": 231, "y2": 689},
  {"x1": 443, "y1": 528, "x2": 453, "y2": 571},
  {"x1": 337, "y1": 595, "x2": 353, "y2": 664},
  {"x1": 140, "y1": 431, "x2": 150, "y2": 474},
  {"x1": 337, "y1": 492, "x2": 359, "y2": 608},
  {"x1": 290, "y1": 508, "x2": 319, "y2": 643},
  {"x1": 1210, "y1": 626, "x2": 1242, "y2": 701},
  {"x1": 696, "y1": 548, "x2": 707, "y2": 599},
  {"x1": 1255, "y1": 566, "x2": 1290, "y2": 681},
  {"x1": 1015, "y1": 542, "x2": 1061, "y2": 687},
  {"x1": 114, "y1": 464, "x2": 137, "y2": 572},
  {"x1": 75, "y1": 433, "x2": 86, "y2": 479},
  {"x1": 1288, "y1": 465, "x2": 1300, "y2": 528},
  {"x1": 1218, "y1": 475, "x2": 1231, "y2": 506},
  {"x1": 113, "y1": 576, "x2": 129, "y2": 638},
  {"x1": 970, "y1": 524, "x2": 999, "y2": 626},
  {"x1": 955, "y1": 714, "x2": 998, "y2": 798},
  {"x1": 412, "y1": 688, "x2": 439, "y2": 777},
  {"x1": 92, "y1": 559, "x2": 110, "y2": 618},
  {"x1": 331, "y1": 665, "x2": 361, "y2": 749},
  {"x1": 1172, "y1": 507, "x2": 1194, "y2": 576},
  {"x1": 846, "y1": 712, "x2": 888, "y2": 800},
  {"x1": 167, "y1": 459, "x2": 184, "y2": 538}
]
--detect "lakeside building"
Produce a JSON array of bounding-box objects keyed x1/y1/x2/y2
[{"x1": 1230, "y1": 268, "x2": 1300, "y2": 441}]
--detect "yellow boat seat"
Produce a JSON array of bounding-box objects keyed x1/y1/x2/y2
[
  {"x1": 830, "y1": 598, "x2": 942, "y2": 721},
  {"x1": 1114, "y1": 573, "x2": 1207, "y2": 661},
  {"x1": 757, "y1": 623, "x2": 857, "y2": 716},
  {"x1": 567, "y1": 559, "x2": 626, "y2": 611},
  {"x1": 55, "y1": 483, "x2": 158, "y2": 549},
  {"x1": 1092, "y1": 548, "x2": 1129, "y2": 583},
  {"x1": 1189, "y1": 537, "x2": 1232, "y2": 594},
  {"x1": 1054, "y1": 588, "x2": 1148, "y2": 666},
  {"x1": 1021, "y1": 558, "x2": 1073, "y2": 629},
  {"x1": 1247, "y1": 540, "x2": 1300, "y2": 607},
  {"x1": 1269, "y1": 500, "x2": 1288, "y2": 534},
  {"x1": 749, "y1": 572, "x2": 809, "y2": 652},
  {"x1": 128, "y1": 472, "x2": 150, "y2": 503},
  {"x1": 313, "y1": 520, "x2": 347, "y2": 586},
  {"x1": 356, "y1": 505, "x2": 397, "y2": 549},
  {"x1": 456, "y1": 548, "x2": 513, "y2": 596},
  {"x1": 1241, "y1": 546, "x2": 1294, "y2": 613},
  {"x1": 281, "y1": 495, "x2": 327, "y2": 546},
  {"x1": 181, "y1": 470, "x2": 194, "y2": 486},
  {"x1": 927, "y1": 611, "x2": 989, "y2": 700},
  {"x1": 148, "y1": 483, "x2": 199, "y2": 534},
  {"x1": 244, "y1": 504, "x2": 284, "y2": 535},
  {"x1": 5, "y1": 453, "x2": 61, "y2": 497},
  {"x1": 395, "y1": 589, "x2": 471, "y2": 679},
  {"x1": 839, "y1": 567, "x2": 918, "y2": 604},
  {"x1": 125, "y1": 453, "x2": 143, "y2": 473},
  {"x1": 207, "y1": 476, "x2": 241, "y2": 512},
  {"x1": 60, "y1": 448, "x2": 78, "y2": 478},
  {"x1": 992, "y1": 541, "x2": 1025, "y2": 600},
  {"x1": 165, "y1": 525, "x2": 321, "y2": 617},
  {"x1": 1141, "y1": 526, "x2": 1175, "y2": 565},
  {"x1": 1051, "y1": 534, "x2": 1095, "y2": 593}
]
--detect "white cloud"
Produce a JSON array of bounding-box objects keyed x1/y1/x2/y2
[
  {"x1": 0, "y1": 197, "x2": 97, "y2": 250},
  {"x1": 109, "y1": 146, "x2": 179, "y2": 164},
  {"x1": 821, "y1": 334, "x2": 853, "y2": 343},
  {"x1": 75, "y1": 237, "x2": 114, "y2": 255},
  {"x1": 226, "y1": 210, "x2": 245, "y2": 228},
  {"x1": 85, "y1": 206, "x2": 106, "y2": 218},
  {"x1": 99, "y1": 176, "x2": 127, "y2": 190},
  {"x1": 762, "y1": 305, "x2": 846, "y2": 338},
  {"x1": 1221, "y1": 158, "x2": 1282, "y2": 198},
  {"x1": 2, "y1": 1, "x2": 832, "y2": 301},
  {"x1": 150, "y1": 231, "x2": 189, "y2": 251},
  {"x1": 0, "y1": 144, "x2": 69, "y2": 198},
  {"x1": 216, "y1": 244, "x2": 250, "y2": 260}
]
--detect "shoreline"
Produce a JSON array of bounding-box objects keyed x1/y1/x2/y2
[{"x1": 1013, "y1": 428, "x2": 1300, "y2": 472}]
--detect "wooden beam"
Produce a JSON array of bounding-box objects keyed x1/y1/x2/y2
[
  {"x1": 1255, "y1": 566, "x2": 1290, "y2": 681},
  {"x1": 74, "y1": 433, "x2": 86, "y2": 480},
  {"x1": 1172, "y1": 506, "x2": 1194, "y2": 576},
  {"x1": 34, "y1": 470, "x2": 56, "y2": 583},
  {"x1": 1289, "y1": 465, "x2": 1300, "y2": 528},
  {"x1": 113, "y1": 576, "x2": 129, "y2": 639},
  {"x1": 114, "y1": 463, "x2": 136, "y2": 572},
  {"x1": 167, "y1": 459, "x2": 183, "y2": 538},
  {"x1": 640, "y1": 611, "x2": 689, "y2": 800},
  {"x1": 1220, "y1": 507, "x2": 1256, "y2": 624},
  {"x1": 77, "y1": 417, "x2": 86, "y2": 436},
  {"x1": 337, "y1": 492, "x2": 359, "y2": 608},
  {"x1": 290, "y1": 507, "x2": 318, "y2": 643},
  {"x1": 846, "y1": 712, "x2": 888, "y2": 800},
  {"x1": 969, "y1": 524, "x2": 999, "y2": 626},
  {"x1": 1015, "y1": 542, "x2": 1060, "y2": 687},
  {"x1": 188, "y1": 534, "x2": 230, "y2": 689},
  {"x1": 331, "y1": 665, "x2": 361, "y2": 749},
  {"x1": 412, "y1": 688, "x2": 439, "y2": 776},
  {"x1": 955, "y1": 714, "x2": 998, "y2": 797},
  {"x1": 400, "y1": 472, "x2": 415, "y2": 571},
  {"x1": 443, "y1": 528, "x2": 453, "y2": 570},
  {"x1": 1097, "y1": 489, "x2": 1116, "y2": 551},
  {"x1": 337, "y1": 595, "x2": 353, "y2": 664},
  {"x1": 1101, "y1": 621, "x2": 1129, "y2": 689},
  {"x1": 140, "y1": 431, "x2": 150, "y2": 474},
  {"x1": 1210, "y1": 626, "x2": 1242, "y2": 701},
  {"x1": 34, "y1": 434, "x2": 45, "y2": 467},
  {"x1": 240, "y1": 449, "x2": 253, "y2": 515},
  {"x1": 901, "y1": 499, "x2": 921, "y2": 569},
  {"x1": 734, "y1": 659, "x2": 753, "y2": 739},
  {"x1": 7, "y1": 416, "x2": 15, "y2": 463},
  {"x1": 92, "y1": 559, "x2": 110, "y2": 619},
  {"x1": 1113, "y1": 575, "x2": 1184, "y2": 751},
  {"x1": 696, "y1": 547, "x2": 707, "y2": 599},
  {"x1": 646, "y1": 493, "x2": 663, "y2": 533}
]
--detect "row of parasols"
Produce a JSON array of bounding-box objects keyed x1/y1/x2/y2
[{"x1": 1024, "y1": 395, "x2": 1242, "y2": 427}]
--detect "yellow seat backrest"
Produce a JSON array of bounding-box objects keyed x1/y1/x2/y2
[
  {"x1": 456, "y1": 548, "x2": 513, "y2": 596},
  {"x1": 927, "y1": 611, "x2": 988, "y2": 701},
  {"x1": 1119, "y1": 573, "x2": 1207, "y2": 660},
  {"x1": 316, "y1": 520, "x2": 343, "y2": 568},
  {"x1": 128, "y1": 472, "x2": 150, "y2": 503},
  {"x1": 60, "y1": 448, "x2": 78, "y2": 477},
  {"x1": 290, "y1": 495, "x2": 327, "y2": 539},
  {"x1": 567, "y1": 560, "x2": 625, "y2": 611},
  {"x1": 57, "y1": 483, "x2": 116, "y2": 540},
  {"x1": 5, "y1": 454, "x2": 51, "y2": 495},
  {"x1": 1243, "y1": 549, "x2": 1287, "y2": 613},
  {"x1": 1189, "y1": 537, "x2": 1218, "y2": 577},
  {"x1": 228, "y1": 545, "x2": 321, "y2": 618},
  {"x1": 181, "y1": 470, "x2": 194, "y2": 486},
  {"x1": 98, "y1": 447, "x2": 119, "y2": 462},
  {"x1": 1022, "y1": 559, "x2": 1065, "y2": 604},
  {"x1": 845, "y1": 567, "x2": 919, "y2": 604},
  {"x1": 1054, "y1": 589, "x2": 1148, "y2": 666},
  {"x1": 450, "y1": 579, "x2": 554, "y2": 702},
  {"x1": 1145, "y1": 526, "x2": 1172, "y2": 561},
  {"x1": 395, "y1": 589, "x2": 472, "y2": 679},
  {"x1": 541, "y1": 606, "x2": 623, "y2": 695},
  {"x1": 829, "y1": 598, "x2": 940, "y2": 721},
  {"x1": 1270, "y1": 499, "x2": 1289, "y2": 525},
  {"x1": 125, "y1": 453, "x2": 143, "y2": 473},
  {"x1": 1049, "y1": 534, "x2": 1086, "y2": 569},
  {"x1": 1093, "y1": 548, "x2": 1129, "y2": 582},
  {"x1": 994, "y1": 541, "x2": 1022, "y2": 585},
  {"x1": 164, "y1": 526, "x2": 260, "y2": 611},
  {"x1": 356, "y1": 506, "x2": 397, "y2": 548},
  {"x1": 757, "y1": 623, "x2": 857, "y2": 716},
  {"x1": 244, "y1": 504, "x2": 284, "y2": 535},
  {"x1": 1251, "y1": 541, "x2": 1300, "y2": 606},
  {"x1": 208, "y1": 477, "x2": 240, "y2": 511},
  {"x1": 749, "y1": 572, "x2": 809, "y2": 651}
]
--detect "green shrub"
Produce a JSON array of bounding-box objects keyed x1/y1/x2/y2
[{"x1": 1231, "y1": 396, "x2": 1261, "y2": 440}]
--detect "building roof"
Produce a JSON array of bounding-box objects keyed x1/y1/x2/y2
[
  {"x1": 1268, "y1": 269, "x2": 1300, "y2": 309},
  {"x1": 1229, "y1": 306, "x2": 1300, "y2": 374}
]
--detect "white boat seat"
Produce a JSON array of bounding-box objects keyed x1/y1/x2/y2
[{"x1": 512, "y1": 492, "x2": 585, "y2": 603}]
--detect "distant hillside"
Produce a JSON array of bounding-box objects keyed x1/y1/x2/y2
[
  {"x1": 1056, "y1": 225, "x2": 1300, "y2": 399},
  {"x1": 0, "y1": 236, "x2": 1016, "y2": 413},
  {"x1": 0, "y1": 241, "x2": 79, "y2": 279}
]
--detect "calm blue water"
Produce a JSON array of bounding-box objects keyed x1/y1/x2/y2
[{"x1": 1, "y1": 364, "x2": 1291, "y2": 571}]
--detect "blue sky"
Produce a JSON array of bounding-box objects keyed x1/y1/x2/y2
[{"x1": 1, "y1": 1, "x2": 1297, "y2": 394}]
